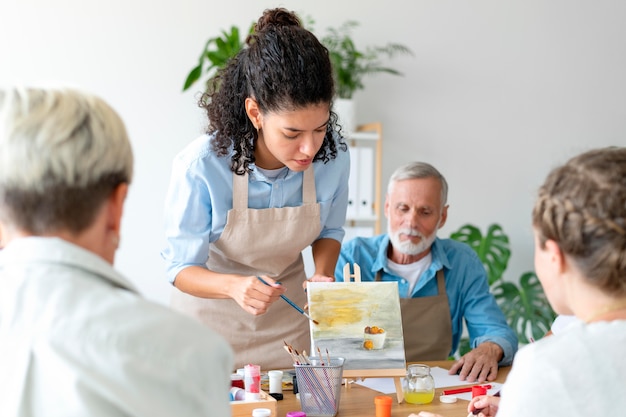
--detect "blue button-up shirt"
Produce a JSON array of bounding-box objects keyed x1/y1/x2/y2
[
  {"x1": 335, "y1": 235, "x2": 518, "y2": 365},
  {"x1": 162, "y1": 134, "x2": 350, "y2": 283}
]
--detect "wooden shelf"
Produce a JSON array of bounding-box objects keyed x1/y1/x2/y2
[{"x1": 346, "y1": 122, "x2": 383, "y2": 235}]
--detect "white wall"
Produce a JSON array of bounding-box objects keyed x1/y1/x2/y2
[{"x1": 2, "y1": 0, "x2": 625, "y2": 304}]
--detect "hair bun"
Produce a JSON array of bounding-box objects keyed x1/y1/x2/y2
[{"x1": 255, "y1": 8, "x2": 302, "y2": 33}]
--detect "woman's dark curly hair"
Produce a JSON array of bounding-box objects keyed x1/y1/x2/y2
[{"x1": 198, "y1": 8, "x2": 346, "y2": 174}]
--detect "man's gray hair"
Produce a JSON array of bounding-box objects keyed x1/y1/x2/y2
[{"x1": 387, "y1": 161, "x2": 448, "y2": 206}]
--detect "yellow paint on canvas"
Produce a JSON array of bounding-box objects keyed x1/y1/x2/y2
[{"x1": 308, "y1": 283, "x2": 400, "y2": 338}]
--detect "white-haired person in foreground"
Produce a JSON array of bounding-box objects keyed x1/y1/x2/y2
[
  {"x1": 0, "y1": 87, "x2": 233, "y2": 416},
  {"x1": 412, "y1": 146, "x2": 626, "y2": 417}
]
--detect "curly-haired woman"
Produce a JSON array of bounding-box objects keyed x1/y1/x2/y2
[{"x1": 162, "y1": 8, "x2": 349, "y2": 369}]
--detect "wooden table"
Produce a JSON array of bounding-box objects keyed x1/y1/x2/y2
[{"x1": 276, "y1": 360, "x2": 510, "y2": 417}]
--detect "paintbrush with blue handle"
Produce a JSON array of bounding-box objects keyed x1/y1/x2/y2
[{"x1": 257, "y1": 276, "x2": 319, "y2": 325}]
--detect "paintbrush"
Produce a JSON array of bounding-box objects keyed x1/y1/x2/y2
[
  {"x1": 257, "y1": 276, "x2": 319, "y2": 325},
  {"x1": 284, "y1": 341, "x2": 301, "y2": 364}
]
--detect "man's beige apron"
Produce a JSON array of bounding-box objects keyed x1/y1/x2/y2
[
  {"x1": 377, "y1": 269, "x2": 452, "y2": 362},
  {"x1": 171, "y1": 166, "x2": 321, "y2": 370}
]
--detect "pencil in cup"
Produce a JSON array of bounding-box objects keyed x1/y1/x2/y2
[{"x1": 294, "y1": 357, "x2": 345, "y2": 417}]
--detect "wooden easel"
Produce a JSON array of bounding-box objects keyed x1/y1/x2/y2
[{"x1": 341, "y1": 263, "x2": 406, "y2": 403}]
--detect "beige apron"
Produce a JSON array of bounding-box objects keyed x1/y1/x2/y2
[
  {"x1": 377, "y1": 269, "x2": 452, "y2": 362},
  {"x1": 171, "y1": 166, "x2": 321, "y2": 370}
]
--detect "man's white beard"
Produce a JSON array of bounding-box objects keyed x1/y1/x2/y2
[{"x1": 388, "y1": 223, "x2": 438, "y2": 256}]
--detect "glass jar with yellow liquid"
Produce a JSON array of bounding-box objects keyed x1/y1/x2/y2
[{"x1": 403, "y1": 364, "x2": 435, "y2": 404}]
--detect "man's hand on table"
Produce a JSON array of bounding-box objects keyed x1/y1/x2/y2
[{"x1": 448, "y1": 342, "x2": 503, "y2": 383}]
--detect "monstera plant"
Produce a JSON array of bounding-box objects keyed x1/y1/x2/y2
[
  {"x1": 450, "y1": 224, "x2": 510, "y2": 286},
  {"x1": 450, "y1": 223, "x2": 556, "y2": 349}
]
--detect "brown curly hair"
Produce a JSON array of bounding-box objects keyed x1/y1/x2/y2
[
  {"x1": 532, "y1": 146, "x2": 626, "y2": 295},
  {"x1": 199, "y1": 8, "x2": 345, "y2": 174}
]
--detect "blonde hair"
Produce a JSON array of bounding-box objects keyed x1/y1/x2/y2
[
  {"x1": 0, "y1": 87, "x2": 133, "y2": 234},
  {"x1": 532, "y1": 147, "x2": 626, "y2": 295}
]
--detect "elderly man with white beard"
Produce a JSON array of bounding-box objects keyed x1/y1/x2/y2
[{"x1": 335, "y1": 161, "x2": 517, "y2": 383}]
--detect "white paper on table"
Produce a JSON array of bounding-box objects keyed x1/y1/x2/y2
[
  {"x1": 353, "y1": 377, "x2": 398, "y2": 394},
  {"x1": 430, "y1": 366, "x2": 475, "y2": 388},
  {"x1": 354, "y1": 366, "x2": 474, "y2": 394}
]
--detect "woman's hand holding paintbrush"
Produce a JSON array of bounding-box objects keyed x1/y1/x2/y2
[
  {"x1": 226, "y1": 274, "x2": 287, "y2": 315},
  {"x1": 257, "y1": 276, "x2": 319, "y2": 325}
]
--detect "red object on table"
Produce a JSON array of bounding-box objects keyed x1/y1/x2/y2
[
  {"x1": 472, "y1": 385, "x2": 488, "y2": 398},
  {"x1": 442, "y1": 384, "x2": 492, "y2": 396}
]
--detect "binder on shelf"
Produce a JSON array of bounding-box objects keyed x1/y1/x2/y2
[
  {"x1": 347, "y1": 146, "x2": 359, "y2": 219},
  {"x1": 357, "y1": 146, "x2": 374, "y2": 218},
  {"x1": 342, "y1": 122, "x2": 382, "y2": 235}
]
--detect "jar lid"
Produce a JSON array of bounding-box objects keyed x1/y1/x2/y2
[
  {"x1": 252, "y1": 408, "x2": 272, "y2": 417},
  {"x1": 374, "y1": 395, "x2": 393, "y2": 405}
]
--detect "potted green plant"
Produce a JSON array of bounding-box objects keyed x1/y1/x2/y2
[
  {"x1": 182, "y1": 24, "x2": 254, "y2": 92},
  {"x1": 450, "y1": 223, "x2": 556, "y2": 349},
  {"x1": 320, "y1": 20, "x2": 413, "y2": 132},
  {"x1": 321, "y1": 20, "x2": 413, "y2": 100},
  {"x1": 182, "y1": 19, "x2": 412, "y2": 133}
]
